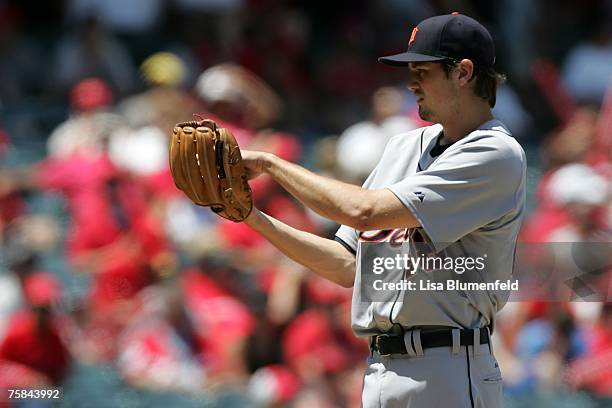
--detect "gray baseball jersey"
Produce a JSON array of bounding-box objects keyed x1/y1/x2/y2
[{"x1": 335, "y1": 119, "x2": 526, "y2": 337}]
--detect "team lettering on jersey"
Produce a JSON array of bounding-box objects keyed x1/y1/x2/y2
[
  {"x1": 358, "y1": 228, "x2": 407, "y2": 243},
  {"x1": 358, "y1": 228, "x2": 428, "y2": 244},
  {"x1": 359, "y1": 228, "x2": 437, "y2": 258},
  {"x1": 359, "y1": 228, "x2": 425, "y2": 243}
]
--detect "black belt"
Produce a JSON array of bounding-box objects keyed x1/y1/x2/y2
[{"x1": 370, "y1": 328, "x2": 489, "y2": 356}]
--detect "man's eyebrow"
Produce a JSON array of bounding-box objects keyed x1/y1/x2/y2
[{"x1": 410, "y1": 62, "x2": 429, "y2": 69}]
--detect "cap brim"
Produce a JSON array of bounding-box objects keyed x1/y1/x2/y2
[{"x1": 378, "y1": 52, "x2": 446, "y2": 66}]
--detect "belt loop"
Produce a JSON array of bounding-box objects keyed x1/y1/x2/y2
[
  {"x1": 451, "y1": 328, "x2": 460, "y2": 355},
  {"x1": 486, "y1": 326, "x2": 493, "y2": 355},
  {"x1": 403, "y1": 331, "x2": 416, "y2": 357},
  {"x1": 412, "y1": 329, "x2": 423, "y2": 356},
  {"x1": 473, "y1": 328, "x2": 482, "y2": 356}
]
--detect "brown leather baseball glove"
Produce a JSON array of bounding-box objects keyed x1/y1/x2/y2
[{"x1": 169, "y1": 119, "x2": 253, "y2": 222}]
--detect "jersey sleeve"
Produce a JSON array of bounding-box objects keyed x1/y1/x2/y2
[
  {"x1": 334, "y1": 225, "x2": 358, "y2": 254},
  {"x1": 387, "y1": 137, "x2": 525, "y2": 250}
]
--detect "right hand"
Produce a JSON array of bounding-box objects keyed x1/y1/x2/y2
[{"x1": 241, "y1": 150, "x2": 272, "y2": 180}]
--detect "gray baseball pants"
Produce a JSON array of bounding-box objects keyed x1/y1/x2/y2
[{"x1": 361, "y1": 328, "x2": 502, "y2": 408}]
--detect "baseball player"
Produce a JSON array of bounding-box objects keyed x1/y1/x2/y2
[{"x1": 241, "y1": 13, "x2": 526, "y2": 407}]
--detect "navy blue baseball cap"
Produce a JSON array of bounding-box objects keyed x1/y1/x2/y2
[{"x1": 379, "y1": 13, "x2": 495, "y2": 68}]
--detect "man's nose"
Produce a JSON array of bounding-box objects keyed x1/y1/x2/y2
[{"x1": 407, "y1": 80, "x2": 419, "y2": 93}]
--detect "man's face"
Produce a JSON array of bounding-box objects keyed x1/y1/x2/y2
[{"x1": 407, "y1": 62, "x2": 459, "y2": 122}]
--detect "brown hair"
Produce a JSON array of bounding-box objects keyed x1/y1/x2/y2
[{"x1": 441, "y1": 60, "x2": 506, "y2": 108}]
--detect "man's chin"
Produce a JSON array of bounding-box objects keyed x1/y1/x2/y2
[{"x1": 418, "y1": 107, "x2": 432, "y2": 122}]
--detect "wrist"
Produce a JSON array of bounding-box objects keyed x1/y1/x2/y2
[
  {"x1": 244, "y1": 207, "x2": 263, "y2": 228},
  {"x1": 262, "y1": 152, "x2": 276, "y2": 174}
]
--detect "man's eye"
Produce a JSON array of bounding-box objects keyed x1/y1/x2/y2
[{"x1": 410, "y1": 68, "x2": 426, "y2": 78}]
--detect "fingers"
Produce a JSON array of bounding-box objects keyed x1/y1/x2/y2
[
  {"x1": 180, "y1": 126, "x2": 205, "y2": 203},
  {"x1": 241, "y1": 150, "x2": 267, "y2": 176}
]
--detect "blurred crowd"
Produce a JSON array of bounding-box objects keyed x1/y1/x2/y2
[{"x1": 0, "y1": 0, "x2": 611, "y2": 407}]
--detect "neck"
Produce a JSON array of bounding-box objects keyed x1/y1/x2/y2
[{"x1": 439, "y1": 104, "x2": 494, "y2": 144}]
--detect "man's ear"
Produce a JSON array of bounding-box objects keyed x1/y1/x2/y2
[{"x1": 456, "y1": 59, "x2": 475, "y2": 86}]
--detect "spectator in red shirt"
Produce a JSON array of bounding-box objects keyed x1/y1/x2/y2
[
  {"x1": 566, "y1": 303, "x2": 612, "y2": 397},
  {"x1": 0, "y1": 272, "x2": 70, "y2": 386}
]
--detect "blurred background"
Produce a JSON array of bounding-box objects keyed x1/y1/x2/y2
[{"x1": 0, "y1": 0, "x2": 610, "y2": 407}]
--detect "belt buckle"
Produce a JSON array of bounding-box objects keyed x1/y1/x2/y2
[{"x1": 375, "y1": 334, "x2": 391, "y2": 356}]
